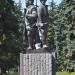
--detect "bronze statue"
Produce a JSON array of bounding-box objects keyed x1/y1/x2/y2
[
  {"x1": 37, "y1": 0, "x2": 49, "y2": 48},
  {"x1": 25, "y1": 0, "x2": 41, "y2": 50}
]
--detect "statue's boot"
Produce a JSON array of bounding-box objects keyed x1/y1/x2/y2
[
  {"x1": 35, "y1": 43, "x2": 41, "y2": 49},
  {"x1": 43, "y1": 44, "x2": 48, "y2": 49},
  {"x1": 27, "y1": 46, "x2": 33, "y2": 50}
]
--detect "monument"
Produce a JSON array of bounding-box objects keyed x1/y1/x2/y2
[
  {"x1": 20, "y1": 0, "x2": 56, "y2": 75},
  {"x1": 37, "y1": 0, "x2": 49, "y2": 48},
  {"x1": 25, "y1": 0, "x2": 41, "y2": 50}
]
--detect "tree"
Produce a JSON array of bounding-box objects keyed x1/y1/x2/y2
[
  {"x1": 48, "y1": 0, "x2": 56, "y2": 51},
  {"x1": 54, "y1": 0, "x2": 75, "y2": 71},
  {"x1": 0, "y1": 0, "x2": 23, "y2": 74}
]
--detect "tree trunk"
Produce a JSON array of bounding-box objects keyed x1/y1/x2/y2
[{"x1": 1, "y1": 67, "x2": 6, "y2": 75}]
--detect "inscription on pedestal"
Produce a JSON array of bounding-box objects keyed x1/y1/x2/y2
[{"x1": 20, "y1": 53, "x2": 53, "y2": 75}]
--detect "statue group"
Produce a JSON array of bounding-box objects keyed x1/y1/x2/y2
[{"x1": 25, "y1": 0, "x2": 49, "y2": 50}]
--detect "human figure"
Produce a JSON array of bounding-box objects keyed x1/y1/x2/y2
[
  {"x1": 37, "y1": 0, "x2": 49, "y2": 48},
  {"x1": 25, "y1": 0, "x2": 41, "y2": 50}
]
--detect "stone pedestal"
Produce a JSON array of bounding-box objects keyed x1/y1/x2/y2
[{"x1": 20, "y1": 52, "x2": 56, "y2": 75}]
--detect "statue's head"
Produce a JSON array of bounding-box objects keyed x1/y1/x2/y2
[
  {"x1": 40, "y1": 0, "x2": 47, "y2": 4},
  {"x1": 26, "y1": 0, "x2": 34, "y2": 6}
]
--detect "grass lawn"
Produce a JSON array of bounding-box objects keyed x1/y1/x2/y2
[
  {"x1": 56, "y1": 72, "x2": 75, "y2": 75},
  {"x1": 3, "y1": 72, "x2": 19, "y2": 75},
  {"x1": 4, "y1": 72, "x2": 75, "y2": 75}
]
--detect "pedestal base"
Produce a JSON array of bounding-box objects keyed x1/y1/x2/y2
[{"x1": 20, "y1": 53, "x2": 56, "y2": 75}]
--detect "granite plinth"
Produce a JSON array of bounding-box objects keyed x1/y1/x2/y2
[{"x1": 20, "y1": 52, "x2": 55, "y2": 75}]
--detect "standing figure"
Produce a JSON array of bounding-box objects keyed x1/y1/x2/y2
[
  {"x1": 37, "y1": 0, "x2": 49, "y2": 48},
  {"x1": 25, "y1": 0, "x2": 41, "y2": 50}
]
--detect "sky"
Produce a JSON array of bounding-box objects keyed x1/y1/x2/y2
[{"x1": 14, "y1": 0, "x2": 62, "y2": 9}]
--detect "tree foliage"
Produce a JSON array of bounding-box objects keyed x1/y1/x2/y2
[
  {"x1": 50, "y1": 0, "x2": 75, "y2": 71},
  {"x1": 0, "y1": 0, "x2": 24, "y2": 74}
]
